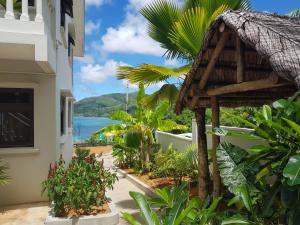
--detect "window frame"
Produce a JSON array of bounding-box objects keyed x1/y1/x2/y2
[{"x1": 0, "y1": 88, "x2": 34, "y2": 148}]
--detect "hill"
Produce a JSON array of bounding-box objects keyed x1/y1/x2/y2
[{"x1": 74, "y1": 92, "x2": 137, "y2": 117}]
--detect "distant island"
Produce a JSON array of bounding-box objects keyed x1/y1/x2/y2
[{"x1": 74, "y1": 92, "x2": 137, "y2": 117}]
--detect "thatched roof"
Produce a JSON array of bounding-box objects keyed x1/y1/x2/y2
[{"x1": 176, "y1": 10, "x2": 300, "y2": 114}]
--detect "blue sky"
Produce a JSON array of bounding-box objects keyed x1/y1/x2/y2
[{"x1": 74, "y1": 0, "x2": 300, "y2": 100}]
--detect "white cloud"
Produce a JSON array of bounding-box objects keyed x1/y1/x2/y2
[
  {"x1": 79, "y1": 60, "x2": 129, "y2": 83},
  {"x1": 85, "y1": 20, "x2": 101, "y2": 35},
  {"x1": 98, "y1": 0, "x2": 165, "y2": 56},
  {"x1": 86, "y1": 0, "x2": 109, "y2": 7},
  {"x1": 75, "y1": 54, "x2": 95, "y2": 64},
  {"x1": 164, "y1": 58, "x2": 179, "y2": 66}
]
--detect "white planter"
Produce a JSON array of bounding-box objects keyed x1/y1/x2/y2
[{"x1": 45, "y1": 203, "x2": 119, "y2": 225}]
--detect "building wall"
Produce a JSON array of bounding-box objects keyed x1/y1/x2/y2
[
  {"x1": 0, "y1": 74, "x2": 57, "y2": 206},
  {"x1": 0, "y1": 1, "x2": 76, "y2": 206}
]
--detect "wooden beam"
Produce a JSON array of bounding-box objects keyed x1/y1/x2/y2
[
  {"x1": 199, "y1": 31, "x2": 231, "y2": 89},
  {"x1": 195, "y1": 109, "x2": 210, "y2": 199},
  {"x1": 207, "y1": 75, "x2": 289, "y2": 96},
  {"x1": 211, "y1": 97, "x2": 221, "y2": 199},
  {"x1": 236, "y1": 37, "x2": 244, "y2": 83}
]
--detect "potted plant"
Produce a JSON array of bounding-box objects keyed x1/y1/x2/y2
[{"x1": 42, "y1": 148, "x2": 119, "y2": 225}]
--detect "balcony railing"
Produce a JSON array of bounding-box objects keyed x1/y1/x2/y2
[{"x1": 0, "y1": 0, "x2": 43, "y2": 22}]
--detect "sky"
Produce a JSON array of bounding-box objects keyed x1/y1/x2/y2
[{"x1": 73, "y1": 0, "x2": 300, "y2": 101}]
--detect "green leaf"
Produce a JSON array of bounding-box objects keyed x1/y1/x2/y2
[
  {"x1": 262, "y1": 105, "x2": 272, "y2": 121},
  {"x1": 212, "y1": 128, "x2": 263, "y2": 141},
  {"x1": 129, "y1": 192, "x2": 160, "y2": 225},
  {"x1": 235, "y1": 185, "x2": 253, "y2": 212},
  {"x1": 122, "y1": 212, "x2": 142, "y2": 225},
  {"x1": 110, "y1": 111, "x2": 134, "y2": 123},
  {"x1": 283, "y1": 118, "x2": 300, "y2": 136},
  {"x1": 217, "y1": 143, "x2": 253, "y2": 195},
  {"x1": 222, "y1": 215, "x2": 251, "y2": 225},
  {"x1": 283, "y1": 155, "x2": 300, "y2": 186}
]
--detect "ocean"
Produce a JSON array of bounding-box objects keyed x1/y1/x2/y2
[{"x1": 73, "y1": 116, "x2": 120, "y2": 142}]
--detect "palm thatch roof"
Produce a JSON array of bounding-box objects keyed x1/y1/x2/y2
[{"x1": 176, "y1": 10, "x2": 300, "y2": 114}]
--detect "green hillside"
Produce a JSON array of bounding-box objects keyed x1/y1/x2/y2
[{"x1": 74, "y1": 92, "x2": 137, "y2": 117}]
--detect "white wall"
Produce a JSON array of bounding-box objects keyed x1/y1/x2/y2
[
  {"x1": 156, "y1": 120, "x2": 267, "y2": 152},
  {"x1": 0, "y1": 74, "x2": 57, "y2": 206},
  {"x1": 156, "y1": 131, "x2": 193, "y2": 151},
  {"x1": 0, "y1": 0, "x2": 77, "y2": 206}
]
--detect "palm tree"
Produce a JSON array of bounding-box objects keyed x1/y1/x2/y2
[
  {"x1": 94, "y1": 85, "x2": 186, "y2": 164},
  {"x1": 288, "y1": 9, "x2": 300, "y2": 17},
  {"x1": 117, "y1": 0, "x2": 251, "y2": 108}
]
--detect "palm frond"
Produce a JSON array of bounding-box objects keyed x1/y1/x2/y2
[
  {"x1": 140, "y1": 0, "x2": 182, "y2": 58},
  {"x1": 93, "y1": 123, "x2": 127, "y2": 136},
  {"x1": 288, "y1": 9, "x2": 300, "y2": 17},
  {"x1": 158, "y1": 120, "x2": 187, "y2": 132},
  {"x1": 117, "y1": 64, "x2": 190, "y2": 85},
  {"x1": 110, "y1": 111, "x2": 134, "y2": 123},
  {"x1": 142, "y1": 84, "x2": 179, "y2": 109}
]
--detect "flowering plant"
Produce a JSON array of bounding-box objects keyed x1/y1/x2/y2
[{"x1": 42, "y1": 149, "x2": 118, "y2": 217}]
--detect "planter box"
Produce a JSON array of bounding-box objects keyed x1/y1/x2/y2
[{"x1": 45, "y1": 203, "x2": 119, "y2": 225}]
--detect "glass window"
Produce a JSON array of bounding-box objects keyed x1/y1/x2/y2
[
  {"x1": 68, "y1": 100, "x2": 73, "y2": 129},
  {"x1": 0, "y1": 88, "x2": 34, "y2": 148},
  {"x1": 61, "y1": 96, "x2": 66, "y2": 135}
]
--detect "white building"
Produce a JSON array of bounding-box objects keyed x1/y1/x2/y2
[{"x1": 0, "y1": 0, "x2": 85, "y2": 206}]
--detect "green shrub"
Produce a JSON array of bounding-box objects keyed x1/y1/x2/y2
[
  {"x1": 42, "y1": 152, "x2": 118, "y2": 217},
  {"x1": 153, "y1": 145, "x2": 197, "y2": 184}
]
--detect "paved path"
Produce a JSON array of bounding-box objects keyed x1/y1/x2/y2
[{"x1": 100, "y1": 153, "x2": 145, "y2": 225}]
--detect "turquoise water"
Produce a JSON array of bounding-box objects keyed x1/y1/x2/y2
[{"x1": 73, "y1": 117, "x2": 120, "y2": 142}]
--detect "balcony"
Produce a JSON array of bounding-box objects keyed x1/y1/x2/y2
[{"x1": 0, "y1": 0, "x2": 56, "y2": 74}]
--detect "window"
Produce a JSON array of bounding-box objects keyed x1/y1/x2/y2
[
  {"x1": 68, "y1": 99, "x2": 73, "y2": 129},
  {"x1": 60, "y1": 96, "x2": 66, "y2": 135},
  {"x1": 61, "y1": 0, "x2": 73, "y2": 27},
  {"x1": 0, "y1": 88, "x2": 34, "y2": 148}
]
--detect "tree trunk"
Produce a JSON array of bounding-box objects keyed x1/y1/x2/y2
[
  {"x1": 140, "y1": 128, "x2": 145, "y2": 166},
  {"x1": 195, "y1": 108, "x2": 210, "y2": 199},
  {"x1": 211, "y1": 97, "x2": 222, "y2": 199}
]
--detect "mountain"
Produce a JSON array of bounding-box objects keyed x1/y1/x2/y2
[{"x1": 74, "y1": 92, "x2": 137, "y2": 117}]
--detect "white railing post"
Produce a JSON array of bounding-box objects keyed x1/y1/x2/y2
[
  {"x1": 20, "y1": 0, "x2": 29, "y2": 21},
  {"x1": 4, "y1": 0, "x2": 15, "y2": 19},
  {"x1": 35, "y1": 0, "x2": 43, "y2": 22}
]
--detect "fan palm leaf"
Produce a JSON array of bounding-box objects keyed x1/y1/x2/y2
[
  {"x1": 142, "y1": 84, "x2": 179, "y2": 109},
  {"x1": 140, "y1": 0, "x2": 182, "y2": 59},
  {"x1": 117, "y1": 64, "x2": 190, "y2": 86},
  {"x1": 288, "y1": 9, "x2": 300, "y2": 17}
]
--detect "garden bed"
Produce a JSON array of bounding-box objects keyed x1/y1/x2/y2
[
  {"x1": 119, "y1": 168, "x2": 198, "y2": 197},
  {"x1": 45, "y1": 202, "x2": 119, "y2": 225}
]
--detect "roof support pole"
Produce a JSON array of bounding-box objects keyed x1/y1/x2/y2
[
  {"x1": 211, "y1": 97, "x2": 222, "y2": 199},
  {"x1": 195, "y1": 108, "x2": 210, "y2": 199},
  {"x1": 199, "y1": 31, "x2": 230, "y2": 89}
]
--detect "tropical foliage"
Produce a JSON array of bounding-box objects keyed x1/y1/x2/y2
[
  {"x1": 213, "y1": 92, "x2": 300, "y2": 224},
  {"x1": 42, "y1": 149, "x2": 118, "y2": 217},
  {"x1": 122, "y1": 184, "x2": 221, "y2": 225},
  {"x1": 94, "y1": 85, "x2": 186, "y2": 169},
  {"x1": 117, "y1": 0, "x2": 251, "y2": 108},
  {"x1": 152, "y1": 145, "x2": 198, "y2": 185},
  {"x1": 0, "y1": 0, "x2": 21, "y2": 11}
]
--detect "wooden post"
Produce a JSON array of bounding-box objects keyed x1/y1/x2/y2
[
  {"x1": 199, "y1": 31, "x2": 230, "y2": 89},
  {"x1": 195, "y1": 108, "x2": 210, "y2": 199},
  {"x1": 211, "y1": 97, "x2": 221, "y2": 198}
]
